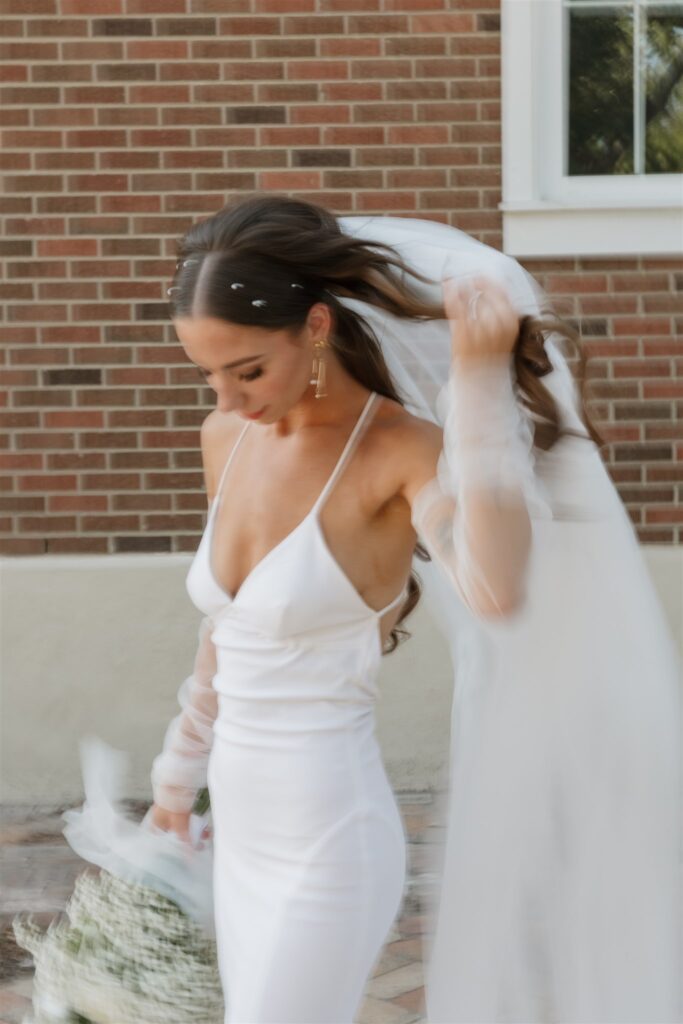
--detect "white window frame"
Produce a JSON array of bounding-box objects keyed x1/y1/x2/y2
[{"x1": 500, "y1": 0, "x2": 683, "y2": 257}]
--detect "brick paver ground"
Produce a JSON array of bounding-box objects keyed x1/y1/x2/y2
[{"x1": 1, "y1": 793, "x2": 442, "y2": 1024}]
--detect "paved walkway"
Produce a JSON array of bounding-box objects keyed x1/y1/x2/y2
[{"x1": 1, "y1": 794, "x2": 442, "y2": 1024}]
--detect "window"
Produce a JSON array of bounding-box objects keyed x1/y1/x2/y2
[{"x1": 501, "y1": 0, "x2": 683, "y2": 256}]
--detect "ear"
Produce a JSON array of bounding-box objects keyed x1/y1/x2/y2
[{"x1": 305, "y1": 301, "x2": 334, "y2": 340}]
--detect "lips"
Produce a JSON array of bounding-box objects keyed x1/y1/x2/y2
[{"x1": 243, "y1": 408, "x2": 265, "y2": 420}]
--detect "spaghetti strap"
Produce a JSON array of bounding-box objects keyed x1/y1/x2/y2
[
  {"x1": 312, "y1": 392, "x2": 379, "y2": 515},
  {"x1": 377, "y1": 581, "x2": 410, "y2": 618},
  {"x1": 212, "y1": 421, "x2": 250, "y2": 508}
]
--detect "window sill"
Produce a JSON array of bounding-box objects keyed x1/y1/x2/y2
[{"x1": 501, "y1": 203, "x2": 683, "y2": 258}]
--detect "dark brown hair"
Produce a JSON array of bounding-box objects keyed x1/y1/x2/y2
[{"x1": 168, "y1": 193, "x2": 603, "y2": 653}]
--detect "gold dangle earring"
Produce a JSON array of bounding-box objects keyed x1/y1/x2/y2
[{"x1": 310, "y1": 337, "x2": 328, "y2": 399}]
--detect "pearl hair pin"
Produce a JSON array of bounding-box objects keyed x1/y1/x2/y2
[{"x1": 167, "y1": 274, "x2": 310, "y2": 307}]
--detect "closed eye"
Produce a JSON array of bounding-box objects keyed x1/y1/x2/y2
[
  {"x1": 196, "y1": 366, "x2": 264, "y2": 382},
  {"x1": 238, "y1": 367, "x2": 263, "y2": 382}
]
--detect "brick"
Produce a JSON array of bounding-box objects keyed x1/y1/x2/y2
[
  {"x1": 219, "y1": 15, "x2": 282, "y2": 34},
  {"x1": 49, "y1": 494, "x2": 109, "y2": 511},
  {"x1": 262, "y1": 125, "x2": 321, "y2": 145},
  {"x1": 645, "y1": 508, "x2": 683, "y2": 525},
  {"x1": 613, "y1": 317, "x2": 673, "y2": 336},
  {"x1": 19, "y1": 515, "x2": 79, "y2": 531},
  {"x1": 317, "y1": 83, "x2": 381, "y2": 103},
  {"x1": 44, "y1": 411, "x2": 104, "y2": 428},
  {"x1": 388, "y1": 80, "x2": 447, "y2": 101},
  {"x1": 357, "y1": 146, "x2": 413, "y2": 166},
  {"x1": 258, "y1": 38, "x2": 317, "y2": 58},
  {"x1": 114, "y1": 492, "x2": 171, "y2": 511},
  {"x1": 645, "y1": 424, "x2": 683, "y2": 441},
  {"x1": 43, "y1": 369, "x2": 102, "y2": 387},
  {"x1": 321, "y1": 126, "x2": 382, "y2": 145},
  {"x1": 225, "y1": 106, "x2": 286, "y2": 124},
  {"x1": 143, "y1": 513, "x2": 204, "y2": 530},
  {"x1": 357, "y1": 191, "x2": 417, "y2": 212},
  {"x1": 0, "y1": 454, "x2": 43, "y2": 470},
  {"x1": 286, "y1": 60, "x2": 350, "y2": 79},
  {"x1": 324, "y1": 169, "x2": 383, "y2": 188},
  {"x1": 345, "y1": 99, "x2": 407, "y2": 122},
  {"x1": 110, "y1": 452, "x2": 167, "y2": 469},
  {"x1": 256, "y1": 169, "x2": 320, "y2": 188},
  {"x1": 253, "y1": 0, "x2": 311, "y2": 9},
  {"x1": 643, "y1": 382, "x2": 683, "y2": 399},
  {"x1": 81, "y1": 513, "x2": 140, "y2": 530},
  {"x1": 154, "y1": 17, "x2": 217, "y2": 35},
  {"x1": 108, "y1": 409, "x2": 166, "y2": 427},
  {"x1": 643, "y1": 294, "x2": 683, "y2": 314},
  {"x1": 0, "y1": 538, "x2": 47, "y2": 553},
  {"x1": 47, "y1": 536, "x2": 110, "y2": 552},
  {"x1": 80, "y1": 432, "x2": 139, "y2": 449},
  {"x1": 613, "y1": 443, "x2": 672, "y2": 462},
  {"x1": 386, "y1": 37, "x2": 447, "y2": 56},
  {"x1": 410, "y1": 13, "x2": 474, "y2": 32},
  {"x1": 47, "y1": 456, "x2": 104, "y2": 471},
  {"x1": 388, "y1": 169, "x2": 447, "y2": 188},
  {"x1": 614, "y1": 402, "x2": 672, "y2": 421},
  {"x1": 82, "y1": 472, "x2": 142, "y2": 489},
  {"x1": 115, "y1": 535, "x2": 172, "y2": 552},
  {"x1": 612, "y1": 273, "x2": 671, "y2": 292},
  {"x1": 613, "y1": 360, "x2": 672, "y2": 378},
  {"x1": 350, "y1": 14, "x2": 409, "y2": 32},
  {"x1": 389, "y1": 126, "x2": 449, "y2": 145},
  {"x1": 320, "y1": 37, "x2": 379, "y2": 58}
]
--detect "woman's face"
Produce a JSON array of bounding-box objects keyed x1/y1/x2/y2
[{"x1": 173, "y1": 306, "x2": 329, "y2": 422}]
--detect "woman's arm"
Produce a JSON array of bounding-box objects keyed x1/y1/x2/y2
[
  {"x1": 149, "y1": 411, "x2": 229, "y2": 823},
  {"x1": 401, "y1": 276, "x2": 535, "y2": 619},
  {"x1": 150, "y1": 612, "x2": 218, "y2": 814}
]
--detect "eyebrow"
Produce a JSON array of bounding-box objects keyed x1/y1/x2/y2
[{"x1": 193, "y1": 353, "x2": 265, "y2": 371}]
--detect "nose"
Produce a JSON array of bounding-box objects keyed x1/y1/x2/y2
[{"x1": 214, "y1": 378, "x2": 245, "y2": 414}]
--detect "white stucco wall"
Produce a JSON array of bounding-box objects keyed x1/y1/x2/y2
[{"x1": 1, "y1": 546, "x2": 681, "y2": 809}]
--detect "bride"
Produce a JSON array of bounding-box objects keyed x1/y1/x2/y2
[{"x1": 149, "y1": 194, "x2": 681, "y2": 1023}]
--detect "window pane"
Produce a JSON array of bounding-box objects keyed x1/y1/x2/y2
[
  {"x1": 568, "y1": 7, "x2": 634, "y2": 174},
  {"x1": 645, "y1": 7, "x2": 683, "y2": 172}
]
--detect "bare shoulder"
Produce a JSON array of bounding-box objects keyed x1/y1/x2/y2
[
  {"x1": 199, "y1": 408, "x2": 244, "y2": 505},
  {"x1": 371, "y1": 395, "x2": 443, "y2": 507}
]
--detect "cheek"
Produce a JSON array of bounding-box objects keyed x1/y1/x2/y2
[{"x1": 264, "y1": 347, "x2": 308, "y2": 396}]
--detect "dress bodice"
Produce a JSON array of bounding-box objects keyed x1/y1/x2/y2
[{"x1": 184, "y1": 391, "x2": 409, "y2": 736}]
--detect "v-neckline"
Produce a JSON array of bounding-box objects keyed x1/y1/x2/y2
[
  {"x1": 207, "y1": 392, "x2": 379, "y2": 606},
  {"x1": 207, "y1": 504, "x2": 314, "y2": 606}
]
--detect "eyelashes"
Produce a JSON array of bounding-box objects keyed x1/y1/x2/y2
[
  {"x1": 239, "y1": 367, "x2": 263, "y2": 382},
  {"x1": 196, "y1": 366, "x2": 264, "y2": 383}
]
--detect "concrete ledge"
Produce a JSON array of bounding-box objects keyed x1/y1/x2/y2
[{"x1": 2, "y1": 547, "x2": 681, "y2": 806}]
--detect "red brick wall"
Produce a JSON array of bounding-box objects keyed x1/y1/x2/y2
[{"x1": 1, "y1": 0, "x2": 681, "y2": 554}]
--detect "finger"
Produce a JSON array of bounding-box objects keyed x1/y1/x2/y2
[
  {"x1": 469, "y1": 275, "x2": 516, "y2": 320},
  {"x1": 443, "y1": 278, "x2": 481, "y2": 327},
  {"x1": 441, "y1": 276, "x2": 469, "y2": 319}
]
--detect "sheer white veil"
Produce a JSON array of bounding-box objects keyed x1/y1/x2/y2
[{"x1": 336, "y1": 216, "x2": 682, "y2": 1022}]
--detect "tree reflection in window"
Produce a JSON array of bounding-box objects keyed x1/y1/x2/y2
[{"x1": 567, "y1": 0, "x2": 683, "y2": 175}]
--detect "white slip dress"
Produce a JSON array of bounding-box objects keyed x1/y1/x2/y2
[{"x1": 185, "y1": 390, "x2": 409, "y2": 1024}]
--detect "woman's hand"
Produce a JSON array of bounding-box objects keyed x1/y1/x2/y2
[
  {"x1": 442, "y1": 273, "x2": 519, "y2": 366},
  {"x1": 149, "y1": 802, "x2": 193, "y2": 843},
  {"x1": 149, "y1": 802, "x2": 213, "y2": 847}
]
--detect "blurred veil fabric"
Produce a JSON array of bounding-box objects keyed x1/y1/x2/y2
[{"x1": 337, "y1": 216, "x2": 683, "y2": 1023}]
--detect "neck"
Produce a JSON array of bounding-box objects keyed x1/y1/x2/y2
[{"x1": 273, "y1": 351, "x2": 373, "y2": 438}]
